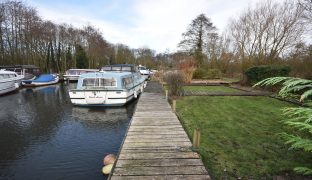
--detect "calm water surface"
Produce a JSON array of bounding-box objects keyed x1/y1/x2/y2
[{"x1": 0, "y1": 83, "x2": 136, "y2": 180}]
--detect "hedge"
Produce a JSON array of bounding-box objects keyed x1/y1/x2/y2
[{"x1": 244, "y1": 65, "x2": 291, "y2": 84}]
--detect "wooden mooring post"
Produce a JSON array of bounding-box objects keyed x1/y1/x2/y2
[
  {"x1": 172, "y1": 100, "x2": 176, "y2": 112},
  {"x1": 193, "y1": 128, "x2": 201, "y2": 148}
]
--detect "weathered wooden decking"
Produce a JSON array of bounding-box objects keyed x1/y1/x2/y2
[{"x1": 110, "y1": 92, "x2": 210, "y2": 180}]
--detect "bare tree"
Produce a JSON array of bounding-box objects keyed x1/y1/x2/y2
[
  {"x1": 299, "y1": 0, "x2": 312, "y2": 21},
  {"x1": 230, "y1": 0, "x2": 305, "y2": 67}
]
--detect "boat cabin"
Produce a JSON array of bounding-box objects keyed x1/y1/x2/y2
[{"x1": 0, "y1": 65, "x2": 40, "y2": 76}]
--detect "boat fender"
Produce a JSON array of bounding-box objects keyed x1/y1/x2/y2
[
  {"x1": 103, "y1": 154, "x2": 116, "y2": 165},
  {"x1": 102, "y1": 164, "x2": 113, "y2": 175},
  {"x1": 134, "y1": 90, "x2": 137, "y2": 98},
  {"x1": 144, "y1": 82, "x2": 147, "y2": 88},
  {"x1": 140, "y1": 85, "x2": 144, "y2": 93}
]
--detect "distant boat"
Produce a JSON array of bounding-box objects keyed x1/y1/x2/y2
[
  {"x1": 69, "y1": 64, "x2": 146, "y2": 106},
  {"x1": 63, "y1": 69, "x2": 99, "y2": 81},
  {"x1": 0, "y1": 65, "x2": 40, "y2": 80},
  {"x1": 0, "y1": 69, "x2": 24, "y2": 95},
  {"x1": 22, "y1": 74, "x2": 59, "y2": 87},
  {"x1": 138, "y1": 65, "x2": 151, "y2": 80}
]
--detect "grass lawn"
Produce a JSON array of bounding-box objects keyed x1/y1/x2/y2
[
  {"x1": 176, "y1": 96, "x2": 312, "y2": 179},
  {"x1": 183, "y1": 86, "x2": 242, "y2": 93}
]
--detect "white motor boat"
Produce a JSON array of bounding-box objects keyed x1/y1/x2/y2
[
  {"x1": 138, "y1": 65, "x2": 151, "y2": 80},
  {"x1": 69, "y1": 64, "x2": 146, "y2": 106},
  {"x1": 0, "y1": 69, "x2": 24, "y2": 95},
  {"x1": 63, "y1": 69, "x2": 99, "y2": 81}
]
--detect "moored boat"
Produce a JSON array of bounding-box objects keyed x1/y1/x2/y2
[
  {"x1": 0, "y1": 65, "x2": 40, "y2": 80},
  {"x1": 69, "y1": 64, "x2": 146, "y2": 106},
  {"x1": 138, "y1": 65, "x2": 151, "y2": 80},
  {"x1": 0, "y1": 69, "x2": 24, "y2": 95},
  {"x1": 22, "y1": 74, "x2": 59, "y2": 87},
  {"x1": 63, "y1": 69, "x2": 99, "y2": 81}
]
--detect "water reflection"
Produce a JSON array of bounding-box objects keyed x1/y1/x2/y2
[
  {"x1": 0, "y1": 83, "x2": 136, "y2": 180},
  {"x1": 72, "y1": 106, "x2": 133, "y2": 129}
]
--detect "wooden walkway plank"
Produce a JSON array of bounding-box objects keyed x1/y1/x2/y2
[
  {"x1": 111, "y1": 175, "x2": 210, "y2": 180},
  {"x1": 109, "y1": 92, "x2": 210, "y2": 179},
  {"x1": 115, "y1": 159, "x2": 204, "y2": 167},
  {"x1": 113, "y1": 166, "x2": 208, "y2": 176}
]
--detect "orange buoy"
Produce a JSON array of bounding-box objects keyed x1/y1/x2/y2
[
  {"x1": 102, "y1": 164, "x2": 113, "y2": 175},
  {"x1": 103, "y1": 154, "x2": 116, "y2": 165}
]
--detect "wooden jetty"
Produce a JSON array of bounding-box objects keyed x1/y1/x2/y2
[{"x1": 110, "y1": 92, "x2": 210, "y2": 180}]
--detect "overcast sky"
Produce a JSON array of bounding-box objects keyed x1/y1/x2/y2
[{"x1": 27, "y1": 0, "x2": 284, "y2": 53}]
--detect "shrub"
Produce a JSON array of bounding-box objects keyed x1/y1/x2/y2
[
  {"x1": 193, "y1": 68, "x2": 222, "y2": 79},
  {"x1": 164, "y1": 71, "x2": 185, "y2": 97},
  {"x1": 244, "y1": 65, "x2": 291, "y2": 85},
  {"x1": 206, "y1": 68, "x2": 222, "y2": 79},
  {"x1": 177, "y1": 58, "x2": 197, "y2": 83},
  {"x1": 154, "y1": 70, "x2": 165, "y2": 82},
  {"x1": 193, "y1": 68, "x2": 206, "y2": 79}
]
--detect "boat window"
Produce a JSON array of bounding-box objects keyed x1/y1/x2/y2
[
  {"x1": 99, "y1": 78, "x2": 116, "y2": 87},
  {"x1": 68, "y1": 70, "x2": 79, "y2": 75},
  {"x1": 3, "y1": 74, "x2": 9, "y2": 78},
  {"x1": 102, "y1": 66, "x2": 111, "y2": 71},
  {"x1": 82, "y1": 78, "x2": 117, "y2": 88},
  {"x1": 121, "y1": 67, "x2": 131, "y2": 71},
  {"x1": 82, "y1": 78, "x2": 99, "y2": 88},
  {"x1": 112, "y1": 67, "x2": 121, "y2": 71},
  {"x1": 122, "y1": 77, "x2": 133, "y2": 88}
]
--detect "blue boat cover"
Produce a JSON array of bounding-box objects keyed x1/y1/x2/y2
[{"x1": 33, "y1": 74, "x2": 55, "y2": 82}]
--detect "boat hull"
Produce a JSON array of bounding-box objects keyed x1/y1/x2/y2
[
  {"x1": 69, "y1": 84, "x2": 143, "y2": 106},
  {"x1": 22, "y1": 80, "x2": 59, "y2": 87},
  {"x1": 0, "y1": 81, "x2": 19, "y2": 95},
  {"x1": 0, "y1": 76, "x2": 23, "y2": 95},
  {"x1": 22, "y1": 77, "x2": 59, "y2": 87}
]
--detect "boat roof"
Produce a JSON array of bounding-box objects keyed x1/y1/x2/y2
[
  {"x1": 101, "y1": 64, "x2": 137, "y2": 72},
  {"x1": 67, "y1": 68, "x2": 99, "y2": 71},
  {"x1": 79, "y1": 71, "x2": 133, "y2": 79},
  {"x1": 0, "y1": 65, "x2": 39, "y2": 69}
]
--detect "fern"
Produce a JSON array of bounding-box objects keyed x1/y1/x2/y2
[
  {"x1": 254, "y1": 77, "x2": 312, "y2": 101},
  {"x1": 254, "y1": 77, "x2": 312, "y2": 175},
  {"x1": 294, "y1": 167, "x2": 312, "y2": 175}
]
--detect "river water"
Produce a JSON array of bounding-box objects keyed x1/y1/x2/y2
[{"x1": 0, "y1": 83, "x2": 136, "y2": 180}]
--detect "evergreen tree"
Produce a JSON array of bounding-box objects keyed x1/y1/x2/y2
[
  {"x1": 255, "y1": 77, "x2": 312, "y2": 175},
  {"x1": 178, "y1": 14, "x2": 216, "y2": 66},
  {"x1": 75, "y1": 44, "x2": 88, "y2": 68}
]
